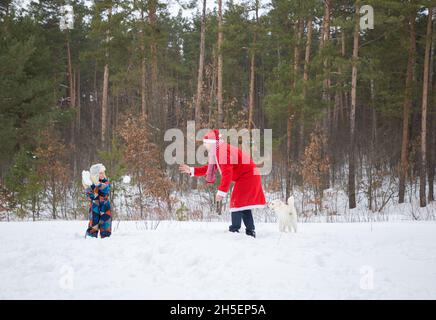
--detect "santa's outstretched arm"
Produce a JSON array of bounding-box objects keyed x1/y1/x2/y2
[{"x1": 179, "y1": 164, "x2": 208, "y2": 177}]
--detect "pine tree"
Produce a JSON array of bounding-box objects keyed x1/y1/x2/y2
[
  {"x1": 399, "y1": 5, "x2": 417, "y2": 204},
  {"x1": 419, "y1": 6, "x2": 434, "y2": 207}
]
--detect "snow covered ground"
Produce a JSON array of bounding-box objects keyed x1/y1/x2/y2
[{"x1": 1, "y1": 220, "x2": 436, "y2": 299}]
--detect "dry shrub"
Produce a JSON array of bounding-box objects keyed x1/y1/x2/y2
[
  {"x1": 35, "y1": 129, "x2": 69, "y2": 219},
  {"x1": 118, "y1": 114, "x2": 173, "y2": 218},
  {"x1": 266, "y1": 178, "x2": 281, "y2": 193},
  {"x1": 0, "y1": 183, "x2": 11, "y2": 220},
  {"x1": 148, "y1": 206, "x2": 169, "y2": 220},
  {"x1": 299, "y1": 131, "x2": 330, "y2": 213},
  {"x1": 189, "y1": 209, "x2": 203, "y2": 221}
]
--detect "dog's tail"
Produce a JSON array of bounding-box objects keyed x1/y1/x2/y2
[{"x1": 287, "y1": 195, "x2": 295, "y2": 207}]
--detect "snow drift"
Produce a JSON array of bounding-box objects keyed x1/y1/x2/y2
[{"x1": 0, "y1": 220, "x2": 435, "y2": 299}]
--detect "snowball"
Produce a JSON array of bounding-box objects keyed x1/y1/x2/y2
[
  {"x1": 82, "y1": 170, "x2": 92, "y2": 187},
  {"x1": 122, "y1": 175, "x2": 131, "y2": 184}
]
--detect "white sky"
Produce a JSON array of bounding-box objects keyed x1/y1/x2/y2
[
  {"x1": 168, "y1": 0, "x2": 271, "y2": 18},
  {"x1": 15, "y1": 0, "x2": 271, "y2": 19}
]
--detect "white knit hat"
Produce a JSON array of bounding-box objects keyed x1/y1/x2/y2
[{"x1": 89, "y1": 163, "x2": 106, "y2": 184}]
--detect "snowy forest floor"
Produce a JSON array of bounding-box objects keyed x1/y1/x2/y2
[{"x1": 1, "y1": 220, "x2": 436, "y2": 299}]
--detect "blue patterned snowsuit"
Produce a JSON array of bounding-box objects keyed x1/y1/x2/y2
[{"x1": 85, "y1": 178, "x2": 111, "y2": 238}]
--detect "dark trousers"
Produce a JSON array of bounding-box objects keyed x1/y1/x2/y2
[{"x1": 229, "y1": 209, "x2": 255, "y2": 232}]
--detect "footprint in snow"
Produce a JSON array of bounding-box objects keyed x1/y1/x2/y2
[{"x1": 316, "y1": 255, "x2": 326, "y2": 267}]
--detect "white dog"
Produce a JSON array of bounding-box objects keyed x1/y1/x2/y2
[{"x1": 268, "y1": 196, "x2": 298, "y2": 233}]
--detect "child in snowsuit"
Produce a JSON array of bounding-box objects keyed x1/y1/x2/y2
[{"x1": 85, "y1": 164, "x2": 112, "y2": 238}]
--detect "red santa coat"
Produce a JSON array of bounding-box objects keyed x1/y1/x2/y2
[{"x1": 192, "y1": 142, "x2": 266, "y2": 212}]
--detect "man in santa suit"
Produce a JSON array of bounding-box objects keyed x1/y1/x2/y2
[{"x1": 179, "y1": 129, "x2": 266, "y2": 237}]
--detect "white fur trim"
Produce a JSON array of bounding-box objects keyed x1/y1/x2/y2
[
  {"x1": 203, "y1": 138, "x2": 224, "y2": 144},
  {"x1": 229, "y1": 204, "x2": 266, "y2": 212},
  {"x1": 189, "y1": 167, "x2": 194, "y2": 177},
  {"x1": 216, "y1": 190, "x2": 227, "y2": 198}
]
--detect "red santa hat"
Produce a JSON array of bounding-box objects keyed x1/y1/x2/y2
[{"x1": 203, "y1": 129, "x2": 223, "y2": 144}]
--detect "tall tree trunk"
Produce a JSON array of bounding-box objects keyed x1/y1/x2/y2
[
  {"x1": 141, "y1": 57, "x2": 147, "y2": 117},
  {"x1": 286, "y1": 19, "x2": 303, "y2": 199},
  {"x1": 66, "y1": 30, "x2": 76, "y2": 159},
  {"x1": 399, "y1": 10, "x2": 417, "y2": 204},
  {"x1": 248, "y1": 44, "x2": 256, "y2": 131},
  {"x1": 248, "y1": 0, "x2": 259, "y2": 132},
  {"x1": 300, "y1": 16, "x2": 313, "y2": 158},
  {"x1": 76, "y1": 67, "x2": 81, "y2": 134},
  {"x1": 217, "y1": 0, "x2": 224, "y2": 127},
  {"x1": 191, "y1": 0, "x2": 207, "y2": 191},
  {"x1": 349, "y1": 1, "x2": 360, "y2": 209},
  {"x1": 149, "y1": 0, "x2": 158, "y2": 125},
  {"x1": 429, "y1": 104, "x2": 435, "y2": 203},
  {"x1": 428, "y1": 10, "x2": 436, "y2": 203},
  {"x1": 286, "y1": 115, "x2": 294, "y2": 199},
  {"x1": 101, "y1": 5, "x2": 112, "y2": 147},
  {"x1": 195, "y1": 0, "x2": 207, "y2": 129},
  {"x1": 420, "y1": 7, "x2": 433, "y2": 207},
  {"x1": 208, "y1": 48, "x2": 217, "y2": 127},
  {"x1": 101, "y1": 64, "x2": 109, "y2": 146},
  {"x1": 51, "y1": 176, "x2": 56, "y2": 220},
  {"x1": 140, "y1": 3, "x2": 147, "y2": 117},
  {"x1": 321, "y1": 0, "x2": 331, "y2": 109},
  {"x1": 340, "y1": 27, "x2": 346, "y2": 122},
  {"x1": 303, "y1": 16, "x2": 313, "y2": 99},
  {"x1": 332, "y1": 26, "x2": 340, "y2": 129},
  {"x1": 66, "y1": 31, "x2": 75, "y2": 109},
  {"x1": 368, "y1": 77, "x2": 377, "y2": 211},
  {"x1": 92, "y1": 60, "x2": 97, "y2": 143},
  {"x1": 75, "y1": 65, "x2": 81, "y2": 177}
]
